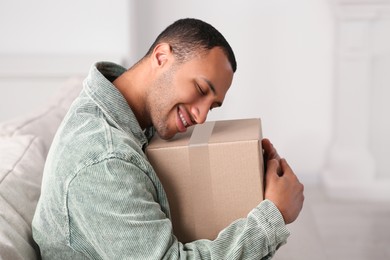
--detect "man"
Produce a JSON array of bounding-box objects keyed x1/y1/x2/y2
[{"x1": 33, "y1": 18, "x2": 304, "y2": 259}]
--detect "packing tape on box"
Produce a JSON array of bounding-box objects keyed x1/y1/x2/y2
[
  {"x1": 189, "y1": 121, "x2": 215, "y2": 146},
  {"x1": 188, "y1": 121, "x2": 215, "y2": 238}
]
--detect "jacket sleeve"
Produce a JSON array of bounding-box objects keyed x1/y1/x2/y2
[{"x1": 66, "y1": 157, "x2": 290, "y2": 259}]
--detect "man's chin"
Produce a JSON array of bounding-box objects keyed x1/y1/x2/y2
[{"x1": 155, "y1": 128, "x2": 177, "y2": 140}]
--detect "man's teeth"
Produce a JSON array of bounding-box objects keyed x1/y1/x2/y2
[{"x1": 179, "y1": 112, "x2": 188, "y2": 127}]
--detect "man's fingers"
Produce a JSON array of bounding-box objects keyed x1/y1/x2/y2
[
  {"x1": 262, "y1": 138, "x2": 281, "y2": 161},
  {"x1": 261, "y1": 138, "x2": 271, "y2": 149},
  {"x1": 280, "y1": 158, "x2": 290, "y2": 173},
  {"x1": 280, "y1": 158, "x2": 297, "y2": 178},
  {"x1": 266, "y1": 159, "x2": 280, "y2": 181}
]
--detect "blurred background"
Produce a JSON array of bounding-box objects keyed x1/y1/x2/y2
[{"x1": 0, "y1": 0, "x2": 389, "y2": 259}]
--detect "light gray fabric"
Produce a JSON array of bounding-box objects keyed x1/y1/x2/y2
[
  {"x1": 0, "y1": 135, "x2": 45, "y2": 260},
  {"x1": 0, "y1": 77, "x2": 83, "y2": 260}
]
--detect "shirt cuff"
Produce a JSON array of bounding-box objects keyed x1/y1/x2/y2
[{"x1": 252, "y1": 199, "x2": 290, "y2": 248}]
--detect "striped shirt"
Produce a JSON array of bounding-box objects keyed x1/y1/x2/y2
[{"x1": 32, "y1": 62, "x2": 290, "y2": 259}]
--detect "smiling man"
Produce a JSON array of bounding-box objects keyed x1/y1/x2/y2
[
  {"x1": 115, "y1": 42, "x2": 232, "y2": 140},
  {"x1": 32, "y1": 18, "x2": 304, "y2": 259}
]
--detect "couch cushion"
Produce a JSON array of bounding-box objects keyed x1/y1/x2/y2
[
  {"x1": 0, "y1": 77, "x2": 83, "y2": 259},
  {"x1": 0, "y1": 135, "x2": 46, "y2": 260},
  {"x1": 0, "y1": 77, "x2": 83, "y2": 154}
]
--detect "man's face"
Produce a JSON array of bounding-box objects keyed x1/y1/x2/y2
[{"x1": 147, "y1": 47, "x2": 234, "y2": 140}]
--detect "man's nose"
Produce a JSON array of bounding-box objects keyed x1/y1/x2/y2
[{"x1": 191, "y1": 103, "x2": 209, "y2": 124}]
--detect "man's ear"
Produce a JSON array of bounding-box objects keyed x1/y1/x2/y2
[{"x1": 152, "y1": 43, "x2": 172, "y2": 67}]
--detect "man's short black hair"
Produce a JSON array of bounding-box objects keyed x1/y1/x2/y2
[{"x1": 145, "y1": 18, "x2": 237, "y2": 72}]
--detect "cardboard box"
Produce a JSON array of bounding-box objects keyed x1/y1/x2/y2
[{"x1": 146, "y1": 118, "x2": 264, "y2": 243}]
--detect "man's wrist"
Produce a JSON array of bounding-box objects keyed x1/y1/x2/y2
[{"x1": 255, "y1": 199, "x2": 290, "y2": 246}]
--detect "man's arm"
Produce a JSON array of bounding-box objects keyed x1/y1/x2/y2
[{"x1": 65, "y1": 155, "x2": 292, "y2": 259}]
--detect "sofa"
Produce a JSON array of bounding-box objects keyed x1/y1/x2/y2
[{"x1": 0, "y1": 77, "x2": 83, "y2": 260}]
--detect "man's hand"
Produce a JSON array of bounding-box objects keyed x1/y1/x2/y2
[{"x1": 262, "y1": 139, "x2": 304, "y2": 224}]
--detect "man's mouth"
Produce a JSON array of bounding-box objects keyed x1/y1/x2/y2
[{"x1": 179, "y1": 110, "x2": 188, "y2": 127}]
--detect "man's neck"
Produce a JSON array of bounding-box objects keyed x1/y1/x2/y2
[{"x1": 112, "y1": 61, "x2": 151, "y2": 129}]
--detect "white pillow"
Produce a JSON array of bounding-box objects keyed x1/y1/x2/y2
[
  {"x1": 0, "y1": 77, "x2": 83, "y2": 259},
  {"x1": 0, "y1": 135, "x2": 46, "y2": 260},
  {"x1": 0, "y1": 77, "x2": 83, "y2": 153}
]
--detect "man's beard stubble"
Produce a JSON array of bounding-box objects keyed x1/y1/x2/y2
[{"x1": 146, "y1": 68, "x2": 177, "y2": 140}]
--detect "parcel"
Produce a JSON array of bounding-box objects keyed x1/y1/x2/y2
[{"x1": 146, "y1": 118, "x2": 264, "y2": 243}]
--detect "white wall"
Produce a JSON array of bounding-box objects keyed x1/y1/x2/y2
[
  {"x1": 0, "y1": 0, "x2": 130, "y2": 55},
  {"x1": 0, "y1": 0, "x2": 130, "y2": 121},
  {"x1": 0, "y1": 0, "x2": 334, "y2": 183},
  {"x1": 132, "y1": 0, "x2": 334, "y2": 182}
]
